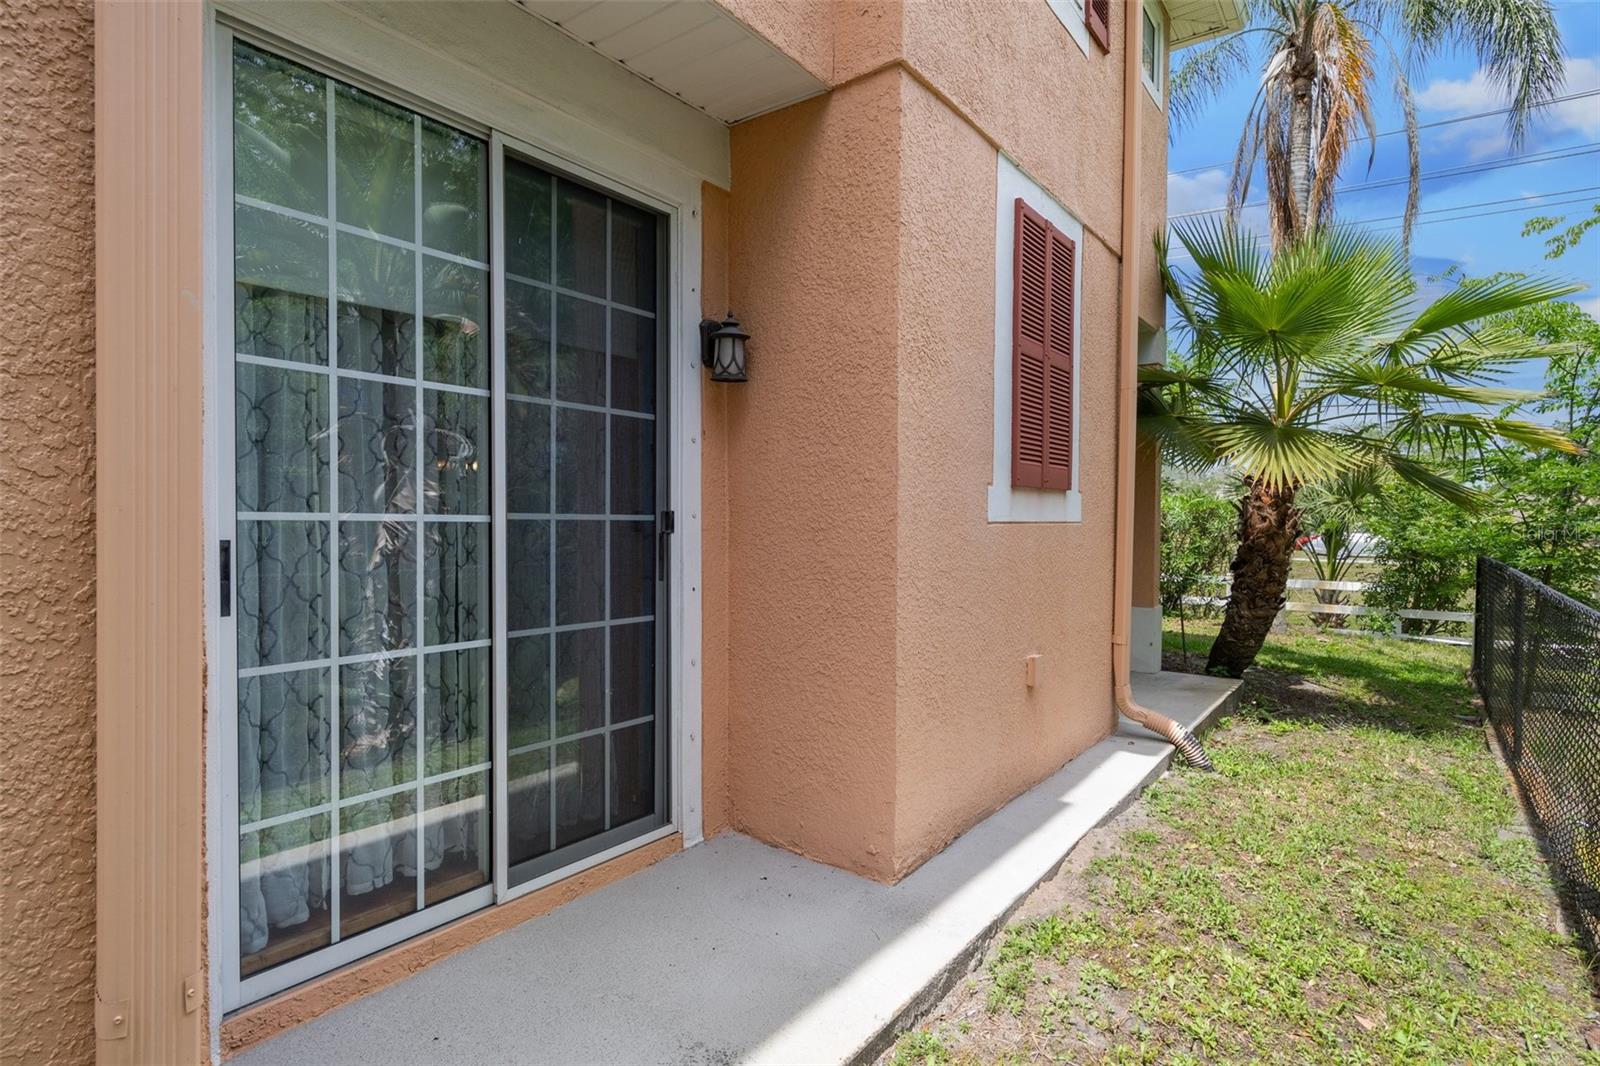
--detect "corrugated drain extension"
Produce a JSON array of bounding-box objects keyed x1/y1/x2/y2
[{"x1": 1165, "y1": 722, "x2": 1216, "y2": 772}]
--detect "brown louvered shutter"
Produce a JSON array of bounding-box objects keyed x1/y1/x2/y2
[
  {"x1": 1042, "y1": 228, "x2": 1075, "y2": 490},
  {"x1": 1012, "y1": 199, "x2": 1049, "y2": 489},
  {"x1": 1086, "y1": 0, "x2": 1111, "y2": 51}
]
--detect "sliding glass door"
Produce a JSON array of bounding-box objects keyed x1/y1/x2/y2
[
  {"x1": 225, "y1": 35, "x2": 668, "y2": 1004},
  {"x1": 498, "y1": 153, "x2": 668, "y2": 888}
]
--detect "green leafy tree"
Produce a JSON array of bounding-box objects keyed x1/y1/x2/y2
[
  {"x1": 1523, "y1": 204, "x2": 1600, "y2": 261},
  {"x1": 1171, "y1": 0, "x2": 1564, "y2": 251},
  {"x1": 1362, "y1": 475, "x2": 1493, "y2": 633},
  {"x1": 1485, "y1": 298, "x2": 1600, "y2": 600},
  {"x1": 1144, "y1": 221, "x2": 1579, "y2": 677},
  {"x1": 1479, "y1": 446, "x2": 1600, "y2": 602},
  {"x1": 1159, "y1": 478, "x2": 1239, "y2": 667}
]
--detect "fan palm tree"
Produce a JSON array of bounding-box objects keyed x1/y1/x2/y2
[
  {"x1": 1294, "y1": 467, "x2": 1380, "y2": 624},
  {"x1": 1145, "y1": 221, "x2": 1581, "y2": 677},
  {"x1": 1171, "y1": 0, "x2": 1564, "y2": 251}
]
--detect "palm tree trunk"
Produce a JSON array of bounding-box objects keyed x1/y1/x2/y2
[
  {"x1": 1286, "y1": 71, "x2": 1315, "y2": 244},
  {"x1": 1206, "y1": 480, "x2": 1300, "y2": 677}
]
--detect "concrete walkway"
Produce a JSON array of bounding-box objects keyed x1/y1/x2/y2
[{"x1": 233, "y1": 671, "x2": 1240, "y2": 1066}]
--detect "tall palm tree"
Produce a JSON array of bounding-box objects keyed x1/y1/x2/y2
[
  {"x1": 1145, "y1": 221, "x2": 1580, "y2": 677},
  {"x1": 1171, "y1": 0, "x2": 1565, "y2": 250}
]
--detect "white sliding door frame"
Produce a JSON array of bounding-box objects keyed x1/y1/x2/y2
[{"x1": 206, "y1": 11, "x2": 704, "y2": 1022}]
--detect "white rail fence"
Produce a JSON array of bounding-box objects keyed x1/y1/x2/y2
[{"x1": 1184, "y1": 577, "x2": 1475, "y2": 647}]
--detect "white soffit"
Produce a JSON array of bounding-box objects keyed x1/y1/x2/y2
[
  {"x1": 1164, "y1": 0, "x2": 1246, "y2": 47},
  {"x1": 509, "y1": 0, "x2": 827, "y2": 124}
]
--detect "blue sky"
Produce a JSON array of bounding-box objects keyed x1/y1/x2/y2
[{"x1": 1165, "y1": 1, "x2": 1600, "y2": 390}]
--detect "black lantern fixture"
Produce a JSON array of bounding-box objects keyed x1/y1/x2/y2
[{"x1": 700, "y1": 313, "x2": 750, "y2": 382}]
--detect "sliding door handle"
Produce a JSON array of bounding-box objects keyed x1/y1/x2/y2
[
  {"x1": 219, "y1": 539, "x2": 232, "y2": 618},
  {"x1": 657, "y1": 510, "x2": 674, "y2": 582}
]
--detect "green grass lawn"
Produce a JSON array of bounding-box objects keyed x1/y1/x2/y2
[{"x1": 886, "y1": 622, "x2": 1598, "y2": 1065}]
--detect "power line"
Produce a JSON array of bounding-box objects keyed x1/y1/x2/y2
[
  {"x1": 1168, "y1": 87, "x2": 1600, "y2": 178},
  {"x1": 1373, "y1": 194, "x2": 1600, "y2": 233},
  {"x1": 1170, "y1": 143, "x2": 1600, "y2": 219},
  {"x1": 1341, "y1": 186, "x2": 1600, "y2": 227},
  {"x1": 1163, "y1": 188, "x2": 1600, "y2": 261}
]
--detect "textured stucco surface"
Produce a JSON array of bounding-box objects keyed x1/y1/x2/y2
[
  {"x1": 725, "y1": 71, "x2": 903, "y2": 881},
  {"x1": 891, "y1": 72, "x2": 1119, "y2": 873},
  {"x1": 711, "y1": 0, "x2": 1172, "y2": 878},
  {"x1": 0, "y1": 2, "x2": 97, "y2": 1064},
  {"x1": 700, "y1": 181, "x2": 734, "y2": 838},
  {"x1": 720, "y1": 51, "x2": 1140, "y2": 878},
  {"x1": 896, "y1": 0, "x2": 1130, "y2": 255},
  {"x1": 1132, "y1": 437, "x2": 1162, "y2": 609}
]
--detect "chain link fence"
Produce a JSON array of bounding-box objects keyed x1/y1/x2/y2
[{"x1": 1475, "y1": 557, "x2": 1600, "y2": 953}]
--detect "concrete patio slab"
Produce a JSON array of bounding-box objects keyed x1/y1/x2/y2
[{"x1": 231, "y1": 671, "x2": 1240, "y2": 1066}]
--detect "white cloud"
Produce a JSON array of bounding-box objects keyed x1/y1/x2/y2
[
  {"x1": 1575, "y1": 294, "x2": 1600, "y2": 319},
  {"x1": 1167, "y1": 167, "x2": 1229, "y2": 218},
  {"x1": 1164, "y1": 167, "x2": 1272, "y2": 259},
  {"x1": 1417, "y1": 56, "x2": 1600, "y2": 158}
]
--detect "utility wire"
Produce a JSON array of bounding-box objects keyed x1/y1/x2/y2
[
  {"x1": 1371, "y1": 194, "x2": 1600, "y2": 232},
  {"x1": 1168, "y1": 87, "x2": 1600, "y2": 178},
  {"x1": 1164, "y1": 190, "x2": 1600, "y2": 261},
  {"x1": 1340, "y1": 186, "x2": 1600, "y2": 227},
  {"x1": 1170, "y1": 143, "x2": 1600, "y2": 219}
]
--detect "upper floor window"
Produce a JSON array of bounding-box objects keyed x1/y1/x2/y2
[{"x1": 1141, "y1": 1, "x2": 1164, "y2": 103}]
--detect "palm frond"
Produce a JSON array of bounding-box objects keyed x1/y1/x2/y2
[
  {"x1": 1207, "y1": 414, "x2": 1367, "y2": 489},
  {"x1": 1382, "y1": 452, "x2": 1488, "y2": 510},
  {"x1": 1382, "y1": 407, "x2": 1582, "y2": 458},
  {"x1": 1426, "y1": 413, "x2": 1584, "y2": 455},
  {"x1": 1136, "y1": 407, "x2": 1227, "y2": 472},
  {"x1": 1297, "y1": 462, "x2": 1386, "y2": 528},
  {"x1": 1308, "y1": 362, "x2": 1538, "y2": 406},
  {"x1": 1169, "y1": 32, "x2": 1258, "y2": 132},
  {"x1": 1137, "y1": 363, "x2": 1233, "y2": 398},
  {"x1": 1393, "y1": 64, "x2": 1421, "y2": 254},
  {"x1": 1393, "y1": 0, "x2": 1564, "y2": 151},
  {"x1": 1379, "y1": 274, "x2": 1582, "y2": 358},
  {"x1": 1308, "y1": 4, "x2": 1378, "y2": 227},
  {"x1": 1410, "y1": 321, "x2": 1570, "y2": 384},
  {"x1": 1174, "y1": 223, "x2": 1410, "y2": 363}
]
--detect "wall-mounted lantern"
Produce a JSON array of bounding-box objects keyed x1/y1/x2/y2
[{"x1": 700, "y1": 313, "x2": 749, "y2": 383}]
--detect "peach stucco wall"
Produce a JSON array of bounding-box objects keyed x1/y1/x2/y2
[
  {"x1": 890, "y1": 71, "x2": 1119, "y2": 870},
  {"x1": 723, "y1": 70, "x2": 904, "y2": 880},
  {"x1": 1132, "y1": 437, "x2": 1162, "y2": 610},
  {"x1": 1, "y1": 1, "x2": 98, "y2": 1063},
  {"x1": 1, "y1": 5, "x2": 1169, "y2": 1058},
  {"x1": 711, "y1": 0, "x2": 1166, "y2": 877}
]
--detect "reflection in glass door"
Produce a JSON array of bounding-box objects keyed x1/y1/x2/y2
[
  {"x1": 499, "y1": 152, "x2": 668, "y2": 889},
  {"x1": 231, "y1": 39, "x2": 493, "y2": 984},
  {"x1": 225, "y1": 35, "x2": 669, "y2": 1000}
]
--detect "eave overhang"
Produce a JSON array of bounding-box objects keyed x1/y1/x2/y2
[
  {"x1": 1164, "y1": 0, "x2": 1247, "y2": 48},
  {"x1": 508, "y1": 0, "x2": 827, "y2": 124}
]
